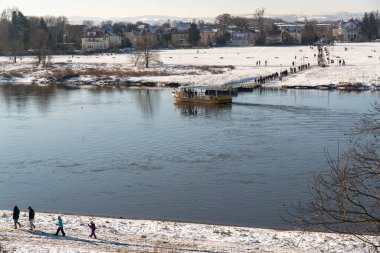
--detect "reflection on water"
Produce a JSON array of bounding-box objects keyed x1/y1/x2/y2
[
  {"x1": 0, "y1": 84, "x2": 378, "y2": 229},
  {"x1": 133, "y1": 89, "x2": 162, "y2": 116},
  {"x1": 1, "y1": 84, "x2": 57, "y2": 113},
  {"x1": 175, "y1": 103, "x2": 232, "y2": 117}
]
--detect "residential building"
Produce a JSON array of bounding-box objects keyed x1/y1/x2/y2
[
  {"x1": 171, "y1": 22, "x2": 191, "y2": 47},
  {"x1": 81, "y1": 28, "x2": 109, "y2": 52},
  {"x1": 199, "y1": 27, "x2": 218, "y2": 47},
  {"x1": 135, "y1": 24, "x2": 158, "y2": 47},
  {"x1": 123, "y1": 31, "x2": 136, "y2": 47},
  {"x1": 277, "y1": 23, "x2": 304, "y2": 44},
  {"x1": 122, "y1": 24, "x2": 158, "y2": 48},
  {"x1": 332, "y1": 24, "x2": 342, "y2": 41},
  {"x1": 230, "y1": 31, "x2": 256, "y2": 46},
  {"x1": 108, "y1": 33, "x2": 122, "y2": 48},
  {"x1": 171, "y1": 29, "x2": 190, "y2": 47},
  {"x1": 339, "y1": 19, "x2": 362, "y2": 42},
  {"x1": 172, "y1": 21, "x2": 191, "y2": 31},
  {"x1": 64, "y1": 25, "x2": 88, "y2": 50},
  {"x1": 155, "y1": 27, "x2": 172, "y2": 47},
  {"x1": 121, "y1": 24, "x2": 138, "y2": 47},
  {"x1": 266, "y1": 30, "x2": 283, "y2": 44}
]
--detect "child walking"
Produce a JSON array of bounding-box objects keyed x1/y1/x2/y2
[
  {"x1": 55, "y1": 216, "x2": 65, "y2": 236},
  {"x1": 88, "y1": 221, "x2": 97, "y2": 239},
  {"x1": 28, "y1": 206, "x2": 36, "y2": 230}
]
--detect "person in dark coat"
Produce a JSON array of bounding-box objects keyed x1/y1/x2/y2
[
  {"x1": 13, "y1": 205, "x2": 21, "y2": 229},
  {"x1": 55, "y1": 216, "x2": 65, "y2": 236},
  {"x1": 88, "y1": 221, "x2": 97, "y2": 239},
  {"x1": 28, "y1": 206, "x2": 36, "y2": 230}
]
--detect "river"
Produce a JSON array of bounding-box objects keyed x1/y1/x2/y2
[{"x1": 0, "y1": 84, "x2": 378, "y2": 228}]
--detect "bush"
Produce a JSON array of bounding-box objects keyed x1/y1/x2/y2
[{"x1": 1, "y1": 71, "x2": 24, "y2": 78}]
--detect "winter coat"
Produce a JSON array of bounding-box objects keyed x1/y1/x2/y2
[
  {"x1": 89, "y1": 223, "x2": 96, "y2": 231},
  {"x1": 29, "y1": 208, "x2": 35, "y2": 220},
  {"x1": 13, "y1": 206, "x2": 20, "y2": 220},
  {"x1": 58, "y1": 219, "x2": 63, "y2": 228}
]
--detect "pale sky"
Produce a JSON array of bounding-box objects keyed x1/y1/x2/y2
[{"x1": 0, "y1": 0, "x2": 379, "y2": 18}]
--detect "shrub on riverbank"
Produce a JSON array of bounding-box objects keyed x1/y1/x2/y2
[
  {"x1": 53, "y1": 68, "x2": 79, "y2": 82},
  {"x1": 1, "y1": 71, "x2": 24, "y2": 78}
]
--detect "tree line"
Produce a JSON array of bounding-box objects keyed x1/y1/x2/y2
[
  {"x1": 0, "y1": 7, "x2": 379, "y2": 62},
  {"x1": 361, "y1": 11, "x2": 379, "y2": 40},
  {"x1": 0, "y1": 8, "x2": 68, "y2": 64}
]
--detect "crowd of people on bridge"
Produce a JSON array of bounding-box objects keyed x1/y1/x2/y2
[{"x1": 253, "y1": 62, "x2": 311, "y2": 85}]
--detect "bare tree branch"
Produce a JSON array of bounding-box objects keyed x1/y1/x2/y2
[{"x1": 288, "y1": 103, "x2": 380, "y2": 252}]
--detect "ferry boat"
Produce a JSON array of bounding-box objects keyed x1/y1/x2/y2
[{"x1": 173, "y1": 86, "x2": 233, "y2": 104}]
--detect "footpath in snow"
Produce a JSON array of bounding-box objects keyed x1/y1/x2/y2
[
  {"x1": 0, "y1": 210, "x2": 375, "y2": 253},
  {"x1": 0, "y1": 43, "x2": 379, "y2": 88}
]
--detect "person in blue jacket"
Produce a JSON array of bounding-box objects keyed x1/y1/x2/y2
[{"x1": 55, "y1": 216, "x2": 65, "y2": 236}]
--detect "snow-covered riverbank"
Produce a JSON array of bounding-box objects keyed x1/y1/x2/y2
[
  {"x1": 0, "y1": 43, "x2": 379, "y2": 88},
  {"x1": 0, "y1": 210, "x2": 375, "y2": 253}
]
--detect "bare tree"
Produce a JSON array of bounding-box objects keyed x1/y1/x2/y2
[
  {"x1": 82, "y1": 20, "x2": 94, "y2": 27},
  {"x1": 301, "y1": 19, "x2": 318, "y2": 44},
  {"x1": 292, "y1": 103, "x2": 380, "y2": 252},
  {"x1": 215, "y1": 13, "x2": 232, "y2": 32},
  {"x1": 130, "y1": 32, "x2": 160, "y2": 68},
  {"x1": 130, "y1": 49, "x2": 142, "y2": 67},
  {"x1": 30, "y1": 18, "x2": 52, "y2": 66},
  {"x1": 32, "y1": 30, "x2": 50, "y2": 65},
  {"x1": 254, "y1": 8, "x2": 266, "y2": 45},
  {"x1": 232, "y1": 16, "x2": 250, "y2": 31},
  {"x1": 215, "y1": 13, "x2": 232, "y2": 45},
  {"x1": 44, "y1": 15, "x2": 68, "y2": 50}
]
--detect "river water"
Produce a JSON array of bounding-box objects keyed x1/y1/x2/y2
[{"x1": 0, "y1": 85, "x2": 378, "y2": 228}]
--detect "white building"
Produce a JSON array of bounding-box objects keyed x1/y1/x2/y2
[
  {"x1": 230, "y1": 31, "x2": 256, "y2": 46},
  {"x1": 81, "y1": 28, "x2": 110, "y2": 52},
  {"x1": 276, "y1": 24, "x2": 304, "y2": 44},
  {"x1": 339, "y1": 19, "x2": 362, "y2": 42}
]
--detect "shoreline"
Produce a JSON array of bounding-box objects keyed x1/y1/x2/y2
[
  {"x1": 0, "y1": 209, "x2": 374, "y2": 252},
  {"x1": 8, "y1": 209, "x2": 299, "y2": 232},
  {"x1": 1, "y1": 43, "x2": 379, "y2": 90},
  {"x1": 2, "y1": 79, "x2": 380, "y2": 92}
]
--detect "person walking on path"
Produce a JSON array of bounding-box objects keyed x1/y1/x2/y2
[
  {"x1": 88, "y1": 221, "x2": 97, "y2": 239},
  {"x1": 13, "y1": 205, "x2": 21, "y2": 229},
  {"x1": 55, "y1": 216, "x2": 65, "y2": 236},
  {"x1": 28, "y1": 206, "x2": 36, "y2": 230}
]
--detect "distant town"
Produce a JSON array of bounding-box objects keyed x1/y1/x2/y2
[{"x1": 0, "y1": 8, "x2": 379, "y2": 57}]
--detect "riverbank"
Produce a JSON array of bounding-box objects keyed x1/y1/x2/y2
[
  {"x1": 0, "y1": 210, "x2": 374, "y2": 253},
  {"x1": 0, "y1": 43, "x2": 379, "y2": 89}
]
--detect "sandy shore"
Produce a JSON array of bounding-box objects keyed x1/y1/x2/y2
[{"x1": 0, "y1": 210, "x2": 374, "y2": 253}]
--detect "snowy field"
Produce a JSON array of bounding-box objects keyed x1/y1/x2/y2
[
  {"x1": 0, "y1": 43, "x2": 379, "y2": 87},
  {"x1": 0, "y1": 210, "x2": 375, "y2": 253}
]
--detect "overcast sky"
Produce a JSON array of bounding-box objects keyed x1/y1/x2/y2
[{"x1": 0, "y1": 0, "x2": 378, "y2": 18}]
